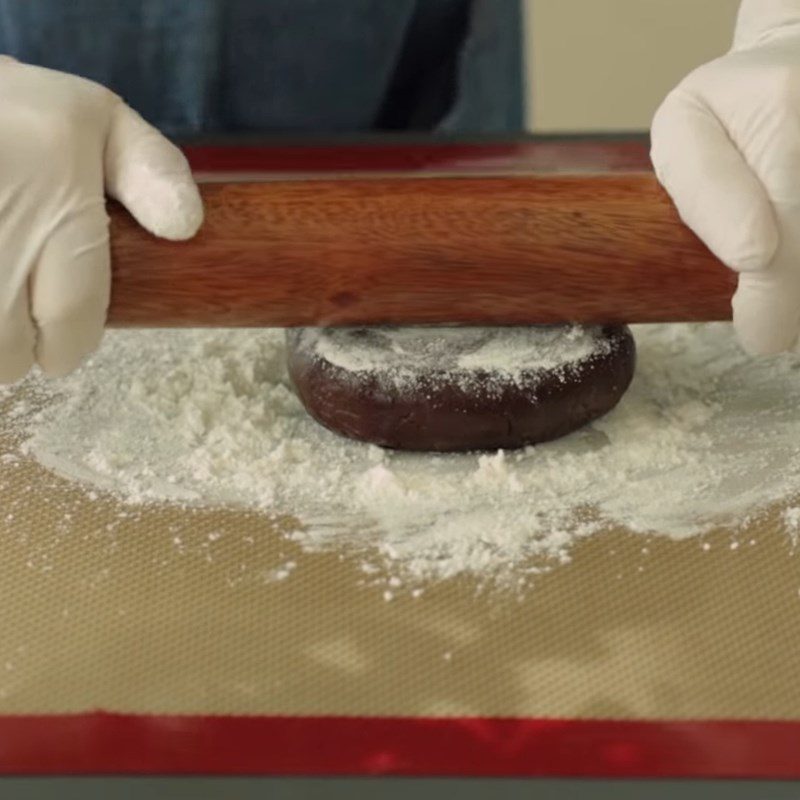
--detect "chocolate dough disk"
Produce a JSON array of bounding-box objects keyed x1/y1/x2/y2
[{"x1": 286, "y1": 325, "x2": 636, "y2": 453}]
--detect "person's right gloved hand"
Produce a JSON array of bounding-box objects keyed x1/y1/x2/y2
[
  {"x1": 651, "y1": 0, "x2": 800, "y2": 355},
  {"x1": 0, "y1": 56, "x2": 203, "y2": 383}
]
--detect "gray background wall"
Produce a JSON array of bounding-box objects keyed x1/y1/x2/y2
[{"x1": 524, "y1": 0, "x2": 740, "y2": 132}]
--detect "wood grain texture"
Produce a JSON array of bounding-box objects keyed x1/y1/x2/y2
[{"x1": 108, "y1": 173, "x2": 735, "y2": 328}]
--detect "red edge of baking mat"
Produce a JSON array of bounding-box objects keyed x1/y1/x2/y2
[
  {"x1": 182, "y1": 140, "x2": 652, "y2": 174},
  {"x1": 0, "y1": 715, "x2": 798, "y2": 778}
]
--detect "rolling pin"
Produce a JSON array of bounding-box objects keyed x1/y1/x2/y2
[{"x1": 108, "y1": 173, "x2": 735, "y2": 327}]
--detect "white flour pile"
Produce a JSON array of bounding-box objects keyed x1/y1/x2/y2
[{"x1": 8, "y1": 322, "x2": 800, "y2": 585}]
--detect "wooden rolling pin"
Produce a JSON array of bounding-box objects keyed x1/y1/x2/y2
[{"x1": 108, "y1": 173, "x2": 735, "y2": 327}]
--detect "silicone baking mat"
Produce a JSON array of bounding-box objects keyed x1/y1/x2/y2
[
  {"x1": 2, "y1": 376, "x2": 800, "y2": 777},
  {"x1": 0, "y1": 142, "x2": 799, "y2": 778}
]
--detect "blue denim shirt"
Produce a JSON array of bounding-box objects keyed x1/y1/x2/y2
[{"x1": 0, "y1": 0, "x2": 522, "y2": 137}]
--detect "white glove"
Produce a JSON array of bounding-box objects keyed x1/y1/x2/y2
[
  {"x1": 0, "y1": 57, "x2": 203, "y2": 383},
  {"x1": 651, "y1": 0, "x2": 800, "y2": 355}
]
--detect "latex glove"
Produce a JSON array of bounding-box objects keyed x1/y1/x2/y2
[
  {"x1": 0, "y1": 57, "x2": 203, "y2": 383},
  {"x1": 651, "y1": 0, "x2": 800, "y2": 355}
]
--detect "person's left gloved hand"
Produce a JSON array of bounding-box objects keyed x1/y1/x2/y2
[{"x1": 651, "y1": 0, "x2": 800, "y2": 355}]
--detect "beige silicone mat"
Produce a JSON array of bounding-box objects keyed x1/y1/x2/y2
[{"x1": 1, "y1": 384, "x2": 800, "y2": 721}]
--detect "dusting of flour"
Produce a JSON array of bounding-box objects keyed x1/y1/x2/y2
[
  {"x1": 307, "y1": 324, "x2": 608, "y2": 391},
  {"x1": 12, "y1": 323, "x2": 800, "y2": 585}
]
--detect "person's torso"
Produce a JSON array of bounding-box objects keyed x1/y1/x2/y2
[{"x1": 0, "y1": 0, "x2": 522, "y2": 136}]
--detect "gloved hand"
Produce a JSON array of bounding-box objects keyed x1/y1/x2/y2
[
  {"x1": 0, "y1": 57, "x2": 202, "y2": 383},
  {"x1": 651, "y1": 0, "x2": 800, "y2": 355}
]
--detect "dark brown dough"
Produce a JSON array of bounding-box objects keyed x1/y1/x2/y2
[{"x1": 286, "y1": 325, "x2": 636, "y2": 453}]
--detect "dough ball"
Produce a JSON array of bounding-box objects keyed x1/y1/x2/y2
[{"x1": 286, "y1": 325, "x2": 636, "y2": 453}]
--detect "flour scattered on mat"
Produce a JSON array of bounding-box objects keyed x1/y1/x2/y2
[{"x1": 10, "y1": 323, "x2": 800, "y2": 586}]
